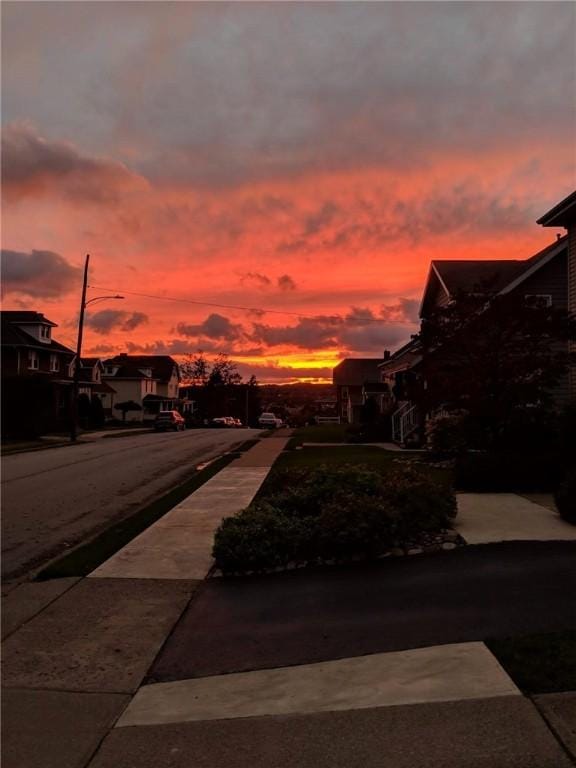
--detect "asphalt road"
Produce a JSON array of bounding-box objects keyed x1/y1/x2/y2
[
  {"x1": 149, "y1": 540, "x2": 576, "y2": 682},
  {"x1": 1, "y1": 428, "x2": 259, "y2": 581}
]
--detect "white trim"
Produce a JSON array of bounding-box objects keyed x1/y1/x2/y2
[
  {"x1": 418, "y1": 263, "x2": 451, "y2": 318},
  {"x1": 498, "y1": 239, "x2": 566, "y2": 296}
]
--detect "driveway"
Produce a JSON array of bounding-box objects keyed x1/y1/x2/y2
[
  {"x1": 148, "y1": 540, "x2": 576, "y2": 682},
  {"x1": 1, "y1": 428, "x2": 259, "y2": 580}
]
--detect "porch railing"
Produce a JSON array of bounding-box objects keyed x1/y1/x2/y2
[{"x1": 391, "y1": 401, "x2": 419, "y2": 444}]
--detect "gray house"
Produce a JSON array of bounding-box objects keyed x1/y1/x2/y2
[{"x1": 381, "y1": 194, "x2": 574, "y2": 444}]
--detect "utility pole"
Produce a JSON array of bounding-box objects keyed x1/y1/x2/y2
[{"x1": 70, "y1": 254, "x2": 90, "y2": 442}]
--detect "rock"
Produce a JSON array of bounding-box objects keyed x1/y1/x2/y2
[
  {"x1": 390, "y1": 547, "x2": 404, "y2": 557},
  {"x1": 442, "y1": 542, "x2": 457, "y2": 550},
  {"x1": 408, "y1": 548, "x2": 423, "y2": 555},
  {"x1": 444, "y1": 531, "x2": 460, "y2": 542}
]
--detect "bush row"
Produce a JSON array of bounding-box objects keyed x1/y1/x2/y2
[{"x1": 213, "y1": 465, "x2": 456, "y2": 574}]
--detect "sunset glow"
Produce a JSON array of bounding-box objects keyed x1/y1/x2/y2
[{"x1": 2, "y1": 2, "x2": 575, "y2": 382}]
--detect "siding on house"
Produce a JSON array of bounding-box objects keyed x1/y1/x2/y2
[
  {"x1": 514, "y1": 250, "x2": 570, "y2": 405},
  {"x1": 569, "y1": 228, "x2": 576, "y2": 400}
]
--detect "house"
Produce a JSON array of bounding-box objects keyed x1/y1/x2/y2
[
  {"x1": 332, "y1": 358, "x2": 388, "y2": 424},
  {"x1": 77, "y1": 358, "x2": 116, "y2": 412},
  {"x1": 380, "y1": 197, "x2": 574, "y2": 444},
  {"x1": 100, "y1": 354, "x2": 180, "y2": 421},
  {"x1": 1, "y1": 311, "x2": 75, "y2": 435},
  {"x1": 537, "y1": 189, "x2": 576, "y2": 401}
]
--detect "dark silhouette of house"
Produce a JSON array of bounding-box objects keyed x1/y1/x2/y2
[
  {"x1": 333, "y1": 358, "x2": 388, "y2": 424},
  {"x1": 1, "y1": 311, "x2": 75, "y2": 436},
  {"x1": 380, "y1": 204, "x2": 573, "y2": 443}
]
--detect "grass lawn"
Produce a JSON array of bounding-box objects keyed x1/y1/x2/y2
[
  {"x1": 290, "y1": 423, "x2": 349, "y2": 444},
  {"x1": 252, "y1": 445, "x2": 453, "y2": 503},
  {"x1": 486, "y1": 630, "x2": 576, "y2": 694}
]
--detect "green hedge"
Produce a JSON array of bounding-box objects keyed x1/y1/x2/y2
[{"x1": 213, "y1": 464, "x2": 456, "y2": 574}]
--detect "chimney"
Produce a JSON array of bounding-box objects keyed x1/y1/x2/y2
[{"x1": 383, "y1": 350, "x2": 390, "y2": 360}]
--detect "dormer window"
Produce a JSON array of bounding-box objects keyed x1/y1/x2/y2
[{"x1": 39, "y1": 325, "x2": 51, "y2": 341}]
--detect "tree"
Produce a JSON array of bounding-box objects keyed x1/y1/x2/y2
[
  {"x1": 179, "y1": 352, "x2": 209, "y2": 386},
  {"x1": 114, "y1": 400, "x2": 142, "y2": 422},
  {"x1": 419, "y1": 290, "x2": 575, "y2": 449},
  {"x1": 208, "y1": 354, "x2": 242, "y2": 386}
]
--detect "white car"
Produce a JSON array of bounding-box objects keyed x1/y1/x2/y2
[{"x1": 258, "y1": 412, "x2": 283, "y2": 429}]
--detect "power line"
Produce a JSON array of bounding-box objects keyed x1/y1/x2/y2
[{"x1": 87, "y1": 284, "x2": 417, "y2": 325}]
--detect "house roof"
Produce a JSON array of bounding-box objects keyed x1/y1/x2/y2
[
  {"x1": 427, "y1": 235, "x2": 568, "y2": 306},
  {"x1": 84, "y1": 381, "x2": 116, "y2": 394},
  {"x1": 379, "y1": 338, "x2": 422, "y2": 373},
  {"x1": 1, "y1": 311, "x2": 57, "y2": 327},
  {"x1": 333, "y1": 358, "x2": 382, "y2": 386},
  {"x1": 537, "y1": 190, "x2": 576, "y2": 228},
  {"x1": 104, "y1": 354, "x2": 178, "y2": 382},
  {"x1": 1, "y1": 313, "x2": 74, "y2": 354},
  {"x1": 102, "y1": 362, "x2": 159, "y2": 381},
  {"x1": 431, "y1": 259, "x2": 524, "y2": 296}
]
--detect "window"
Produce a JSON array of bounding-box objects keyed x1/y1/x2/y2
[
  {"x1": 39, "y1": 325, "x2": 51, "y2": 340},
  {"x1": 525, "y1": 294, "x2": 552, "y2": 308},
  {"x1": 50, "y1": 354, "x2": 60, "y2": 372},
  {"x1": 28, "y1": 350, "x2": 39, "y2": 370}
]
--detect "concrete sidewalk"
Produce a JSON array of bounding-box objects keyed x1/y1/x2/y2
[
  {"x1": 89, "y1": 437, "x2": 290, "y2": 581},
  {"x1": 3, "y1": 437, "x2": 575, "y2": 768},
  {"x1": 456, "y1": 493, "x2": 576, "y2": 544},
  {"x1": 1, "y1": 436, "x2": 291, "y2": 768}
]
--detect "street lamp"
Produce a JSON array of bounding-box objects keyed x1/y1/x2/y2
[{"x1": 70, "y1": 254, "x2": 124, "y2": 442}]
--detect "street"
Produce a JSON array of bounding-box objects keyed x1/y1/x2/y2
[{"x1": 1, "y1": 428, "x2": 259, "y2": 581}]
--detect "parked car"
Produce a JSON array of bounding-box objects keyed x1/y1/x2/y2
[
  {"x1": 258, "y1": 412, "x2": 283, "y2": 429},
  {"x1": 155, "y1": 410, "x2": 185, "y2": 431},
  {"x1": 211, "y1": 416, "x2": 235, "y2": 428}
]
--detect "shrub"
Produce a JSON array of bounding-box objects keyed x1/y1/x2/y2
[
  {"x1": 426, "y1": 412, "x2": 469, "y2": 455},
  {"x1": 213, "y1": 505, "x2": 313, "y2": 573},
  {"x1": 316, "y1": 494, "x2": 395, "y2": 562},
  {"x1": 381, "y1": 467, "x2": 457, "y2": 539},
  {"x1": 454, "y1": 452, "x2": 567, "y2": 492},
  {"x1": 554, "y1": 467, "x2": 576, "y2": 525},
  {"x1": 213, "y1": 463, "x2": 458, "y2": 574}
]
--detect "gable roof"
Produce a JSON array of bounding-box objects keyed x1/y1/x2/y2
[
  {"x1": 431, "y1": 259, "x2": 524, "y2": 296},
  {"x1": 424, "y1": 235, "x2": 568, "y2": 312},
  {"x1": 103, "y1": 354, "x2": 179, "y2": 382},
  {"x1": 333, "y1": 358, "x2": 382, "y2": 386},
  {"x1": 537, "y1": 190, "x2": 576, "y2": 228},
  {"x1": 1, "y1": 313, "x2": 74, "y2": 354},
  {"x1": 1, "y1": 311, "x2": 57, "y2": 327}
]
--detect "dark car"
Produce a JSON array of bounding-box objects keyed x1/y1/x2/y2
[{"x1": 155, "y1": 410, "x2": 186, "y2": 431}]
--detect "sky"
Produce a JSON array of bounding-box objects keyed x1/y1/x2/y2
[{"x1": 2, "y1": 1, "x2": 575, "y2": 383}]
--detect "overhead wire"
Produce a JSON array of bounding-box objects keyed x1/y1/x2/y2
[{"x1": 87, "y1": 284, "x2": 418, "y2": 324}]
